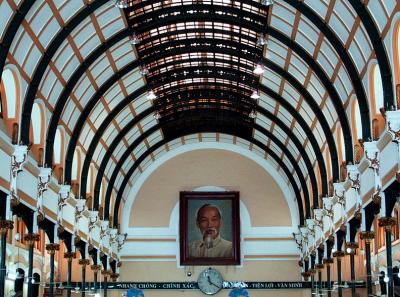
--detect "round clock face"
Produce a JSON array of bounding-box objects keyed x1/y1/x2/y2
[{"x1": 197, "y1": 268, "x2": 224, "y2": 295}]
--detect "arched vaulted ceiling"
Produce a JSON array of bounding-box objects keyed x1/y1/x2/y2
[{"x1": 0, "y1": 0, "x2": 397, "y2": 227}]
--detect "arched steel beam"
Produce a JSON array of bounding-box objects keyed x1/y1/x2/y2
[
  {"x1": 0, "y1": 0, "x2": 35, "y2": 85},
  {"x1": 109, "y1": 115, "x2": 308, "y2": 226},
  {"x1": 283, "y1": 0, "x2": 371, "y2": 141},
  {"x1": 41, "y1": 25, "x2": 341, "y2": 184},
  {"x1": 44, "y1": 29, "x2": 132, "y2": 167},
  {"x1": 347, "y1": 0, "x2": 395, "y2": 109},
  {"x1": 82, "y1": 88, "x2": 319, "y2": 213},
  {"x1": 61, "y1": 57, "x2": 330, "y2": 197},
  {"x1": 19, "y1": 0, "x2": 109, "y2": 145},
  {"x1": 131, "y1": 4, "x2": 266, "y2": 34},
  {"x1": 82, "y1": 81, "x2": 326, "y2": 214}
]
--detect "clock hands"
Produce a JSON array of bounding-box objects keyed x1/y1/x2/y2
[{"x1": 207, "y1": 276, "x2": 220, "y2": 288}]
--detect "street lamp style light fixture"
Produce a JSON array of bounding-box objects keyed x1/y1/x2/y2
[
  {"x1": 115, "y1": 0, "x2": 128, "y2": 9},
  {"x1": 253, "y1": 63, "x2": 265, "y2": 75}
]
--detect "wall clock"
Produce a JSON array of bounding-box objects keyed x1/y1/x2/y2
[{"x1": 197, "y1": 267, "x2": 224, "y2": 295}]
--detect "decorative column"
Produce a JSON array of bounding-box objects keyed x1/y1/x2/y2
[
  {"x1": 79, "y1": 259, "x2": 90, "y2": 297},
  {"x1": 379, "y1": 217, "x2": 396, "y2": 297},
  {"x1": 25, "y1": 233, "x2": 40, "y2": 297},
  {"x1": 64, "y1": 252, "x2": 75, "y2": 297},
  {"x1": 91, "y1": 265, "x2": 102, "y2": 293},
  {"x1": 333, "y1": 250, "x2": 345, "y2": 297},
  {"x1": 9, "y1": 145, "x2": 28, "y2": 209},
  {"x1": 315, "y1": 263, "x2": 324, "y2": 293},
  {"x1": 36, "y1": 168, "x2": 52, "y2": 224},
  {"x1": 360, "y1": 231, "x2": 374, "y2": 296},
  {"x1": 0, "y1": 220, "x2": 13, "y2": 297},
  {"x1": 46, "y1": 243, "x2": 60, "y2": 297},
  {"x1": 346, "y1": 242, "x2": 359, "y2": 296},
  {"x1": 101, "y1": 270, "x2": 109, "y2": 297}
]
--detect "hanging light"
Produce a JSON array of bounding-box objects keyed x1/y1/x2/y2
[
  {"x1": 346, "y1": 247, "x2": 352, "y2": 254},
  {"x1": 140, "y1": 65, "x2": 149, "y2": 76},
  {"x1": 384, "y1": 275, "x2": 390, "y2": 283},
  {"x1": 153, "y1": 111, "x2": 161, "y2": 120},
  {"x1": 147, "y1": 89, "x2": 157, "y2": 100},
  {"x1": 261, "y1": 0, "x2": 274, "y2": 6},
  {"x1": 129, "y1": 33, "x2": 140, "y2": 45},
  {"x1": 253, "y1": 63, "x2": 265, "y2": 75},
  {"x1": 115, "y1": 0, "x2": 128, "y2": 9},
  {"x1": 249, "y1": 110, "x2": 257, "y2": 119},
  {"x1": 256, "y1": 34, "x2": 267, "y2": 47},
  {"x1": 250, "y1": 90, "x2": 260, "y2": 100}
]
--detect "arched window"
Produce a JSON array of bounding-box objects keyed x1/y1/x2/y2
[
  {"x1": 393, "y1": 20, "x2": 400, "y2": 108},
  {"x1": 371, "y1": 65, "x2": 384, "y2": 113},
  {"x1": 31, "y1": 102, "x2": 44, "y2": 145},
  {"x1": 1, "y1": 68, "x2": 18, "y2": 119},
  {"x1": 87, "y1": 165, "x2": 93, "y2": 194},
  {"x1": 72, "y1": 150, "x2": 81, "y2": 197},
  {"x1": 337, "y1": 127, "x2": 346, "y2": 163},
  {"x1": 72, "y1": 150, "x2": 80, "y2": 181},
  {"x1": 352, "y1": 100, "x2": 363, "y2": 141},
  {"x1": 54, "y1": 128, "x2": 64, "y2": 165}
]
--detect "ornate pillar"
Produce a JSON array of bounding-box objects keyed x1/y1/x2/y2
[
  {"x1": 361, "y1": 231, "x2": 374, "y2": 296},
  {"x1": 346, "y1": 242, "x2": 358, "y2": 296},
  {"x1": 101, "y1": 270, "x2": 109, "y2": 297},
  {"x1": 91, "y1": 265, "x2": 102, "y2": 293},
  {"x1": 25, "y1": 233, "x2": 40, "y2": 297},
  {"x1": 379, "y1": 217, "x2": 396, "y2": 297},
  {"x1": 0, "y1": 221, "x2": 13, "y2": 297},
  {"x1": 110, "y1": 272, "x2": 119, "y2": 282},
  {"x1": 79, "y1": 259, "x2": 90, "y2": 297},
  {"x1": 323, "y1": 259, "x2": 333, "y2": 296},
  {"x1": 64, "y1": 252, "x2": 75, "y2": 297},
  {"x1": 46, "y1": 244, "x2": 60, "y2": 297},
  {"x1": 315, "y1": 263, "x2": 324, "y2": 293},
  {"x1": 333, "y1": 250, "x2": 345, "y2": 297}
]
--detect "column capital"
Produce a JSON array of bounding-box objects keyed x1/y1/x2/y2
[
  {"x1": 101, "y1": 270, "x2": 111, "y2": 276},
  {"x1": 378, "y1": 216, "x2": 396, "y2": 228},
  {"x1": 345, "y1": 242, "x2": 359, "y2": 254},
  {"x1": 24, "y1": 233, "x2": 40, "y2": 245},
  {"x1": 315, "y1": 263, "x2": 324, "y2": 270},
  {"x1": 323, "y1": 258, "x2": 334, "y2": 265},
  {"x1": 46, "y1": 243, "x2": 60, "y2": 254},
  {"x1": 360, "y1": 231, "x2": 375, "y2": 241},
  {"x1": 301, "y1": 271, "x2": 311, "y2": 281},
  {"x1": 109, "y1": 273, "x2": 119, "y2": 282},
  {"x1": 333, "y1": 251, "x2": 345, "y2": 258},
  {"x1": 78, "y1": 259, "x2": 90, "y2": 266},
  {"x1": 64, "y1": 251, "x2": 76, "y2": 260},
  {"x1": 0, "y1": 219, "x2": 14, "y2": 233},
  {"x1": 91, "y1": 265, "x2": 102, "y2": 272}
]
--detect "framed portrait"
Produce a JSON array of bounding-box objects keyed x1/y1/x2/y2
[{"x1": 179, "y1": 191, "x2": 240, "y2": 265}]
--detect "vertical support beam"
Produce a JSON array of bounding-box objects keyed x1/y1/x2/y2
[
  {"x1": 46, "y1": 244, "x2": 60, "y2": 297},
  {"x1": 25, "y1": 234, "x2": 39, "y2": 297},
  {"x1": 361, "y1": 232, "x2": 375, "y2": 296},
  {"x1": 385, "y1": 226, "x2": 395, "y2": 297},
  {"x1": 91, "y1": 265, "x2": 101, "y2": 294},
  {"x1": 318, "y1": 269, "x2": 323, "y2": 294},
  {"x1": 64, "y1": 252, "x2": 75, "y2": 297},
  {"x1": 0, "y1": 221, "x2": 13, "y2": 297},
  {"x1": 103, "y1": 272, "x2": 108, "y2": 297},
  {"x1": 337, "y1": 256, "x2": 342, "y2": 297},
  {"x1": 346, "y1": 242, "x2": 358, "y2": 297},
  {"x1": 79, "y1": 260, "x2": 89, "y2": 297},
  {"x1": 326, "y1": 263, "x2": 331, "y2": 297},
  {"x1": 366, "y1": 240, "x2": 372, "y2": 296},
  {"x1": 0, "y1": 230, "x2": 8, "y2": 297}
]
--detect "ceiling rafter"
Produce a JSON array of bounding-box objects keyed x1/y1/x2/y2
[
  {"x1": 85, "y1": 92, "x2": 318, "y2": 215},
  {"x1": 83, "y1": 81, "x2": 325, "y2": 215}
]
